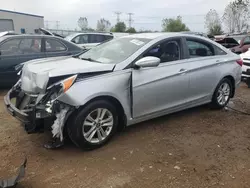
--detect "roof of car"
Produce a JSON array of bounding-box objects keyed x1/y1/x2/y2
[
  {"x1": 121, "y1": 32, "x2": 205, "y2": 39},
  {"x1": 1, "y1": 34, "x2": 63, "y2": 39},
  {"x1": 69, "y1": 32, "x2": 113, "y2": 36}
]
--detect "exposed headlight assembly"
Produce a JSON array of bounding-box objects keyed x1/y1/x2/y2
[
  {"x1": 43, "y1": 75, "x2": 77, "y2": 104},
  {"x1": 43, "y1": 75, "x2": 77, "y2": 114}
]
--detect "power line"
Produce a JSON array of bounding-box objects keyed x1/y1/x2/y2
[
  {"x1": 127, "y1": 13, "x2": 134, "y2": 28},
  {"x1": 114, "y1": 11, "x2": 122, "y2": 23}
]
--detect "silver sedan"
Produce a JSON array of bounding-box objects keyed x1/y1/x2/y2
[{"x1": 5, "y1": 33, "x2": 242, "y2": 150}]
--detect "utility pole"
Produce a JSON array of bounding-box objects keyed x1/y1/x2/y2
[
  {"x1": 127, "y1": 13, "x2": 134, "y2": 28},
  {"x1": 55, "y1": 21, "x2": 60, "y2": 30},
  {"x1": 114, "y1": 12, "x2": 122, "y2": 23}
]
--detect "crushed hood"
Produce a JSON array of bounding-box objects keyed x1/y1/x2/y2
[{"x1": 21, "y1": 56, "x2": 115, "y2": 93}]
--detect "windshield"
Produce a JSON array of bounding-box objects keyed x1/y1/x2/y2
[{"x1": 79, "y1": 37, "x2": 151, "y2": 64}]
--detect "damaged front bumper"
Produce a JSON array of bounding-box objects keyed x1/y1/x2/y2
[{"x1": 4, "y1": 83, "x2": 72, "y2": 134}]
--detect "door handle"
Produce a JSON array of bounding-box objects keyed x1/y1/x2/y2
[{"x1": 179, "y1": 68, "x2": 187, "y2": 73}]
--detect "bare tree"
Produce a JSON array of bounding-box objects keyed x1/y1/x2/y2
[
  {"x1": 78, "y1": 17, "x2": 88, "y2": 31},
  {"x1": 205, "y1": 9, "x2": 223, "y2": 35},
  {"x1": 223, "y1": 0, "x2": 250, "y2": 33},
  {"x1": 96, "y1": 18, "x2": 111, "y2": 32}
]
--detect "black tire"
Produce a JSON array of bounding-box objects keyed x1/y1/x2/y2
[
  {"x1": 67, "y1": 100, "x2": 118, "y2": 150},
  {"x1": 211, "y1": 78, "x2": 232, "y2": 109}
]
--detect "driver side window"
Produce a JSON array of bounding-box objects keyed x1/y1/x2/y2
[{"x1": 143, "y1": 39, "x2": 181, "y2": 63}]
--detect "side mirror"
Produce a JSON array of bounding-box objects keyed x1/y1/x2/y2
[{"x1": 135, "y1": 56, "x2": 160, "y2": 68}]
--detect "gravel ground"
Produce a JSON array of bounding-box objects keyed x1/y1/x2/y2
[{"x1": 1, "y1": 84, "x2": 250, "y2": 188}]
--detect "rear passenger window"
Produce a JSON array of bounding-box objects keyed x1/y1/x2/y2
[
  {"x1": 19, "y1": 38, "x2": 41, "y2": 54},
  {"x1": 45, "y1": 39, "x2": 66, "y2": 52},
  {"x1": 186, "y1": 39, "x2": 214, "y2": 58}
]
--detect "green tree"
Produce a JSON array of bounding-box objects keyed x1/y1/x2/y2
[
  {"x1": 86, "y1": 28, "x2": 95, "y2": 32},
  {"x1": 96, "y1": 18, "x2": 111, "y2": 32},
  {"x1": 223, "y1": 0, "x2": 250, "y2": 33},
  {"x1": 112, "y1": 22, "x2": 126, "y2": 32},
  {"x1": 162, "y1": 16, "x2": 189, "y2": 32},
  {"x1": 205, "y1": 9, "x2": 223, "y2": 35},
  {"x1": 126, "y1": 27, "x2": 136, "y2": 33}
]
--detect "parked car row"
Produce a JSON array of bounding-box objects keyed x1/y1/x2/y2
[
  {"x1": 4, "y1": 33, "x2": 242, "y2": 150},
  {"x1": 0, "y1": 34, "x2": 83, "y2": 87},
  {"x1": 0, "y1": 29, "x2": 118, "y2": 87}
]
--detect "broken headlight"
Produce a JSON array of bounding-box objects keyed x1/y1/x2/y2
[
  {"x1": 43, "y1": 75, "x2": 77, "y2": 113},
  {"x1": 47, "y1": 75, "x2": 77, "y2": 100}
]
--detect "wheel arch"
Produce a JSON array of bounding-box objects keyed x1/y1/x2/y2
[
  {"x1": 223, "y1": 75, "x2": 235, "y2": 98},
  {"x1": 64, "y1": 95, "x2": 127, "y2": 134}
]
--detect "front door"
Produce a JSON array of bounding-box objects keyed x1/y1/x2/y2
[{"x1": 132, "y1": 38, "x2": 190, "y2": 118}]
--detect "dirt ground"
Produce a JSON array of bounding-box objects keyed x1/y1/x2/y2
[{"x1": 1, "y1": 84, "x2": 250, "y2": 188}]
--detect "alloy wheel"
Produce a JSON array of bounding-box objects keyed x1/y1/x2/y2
[
  {"x1": 217, "y1": 82, "x2": 230, "y2": 106},
  {"x1": 82, "y1": 108, "x2": 114, "y2": 144}
]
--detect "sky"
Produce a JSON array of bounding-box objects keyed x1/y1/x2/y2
[{"x1": 1, "y1": 0, "x2": 232, "y2": 32}]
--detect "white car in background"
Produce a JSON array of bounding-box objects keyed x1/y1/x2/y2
[
  {"x1": 240, "y1": 48, "x2": 250, "y2": 87},
  {"x1": 64, "y1": 33, "x2": 114, "y2": 49}
]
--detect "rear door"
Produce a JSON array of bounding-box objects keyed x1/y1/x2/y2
[
  {"x1": 45, "y1": 37, "x2": 69, "y2": 58},
  {"x1": 184, "y1": 37, "x2": 227, "y2": 103},
  {"x1": 0, "y1": 37, "x2": 44, "y2": 86}
]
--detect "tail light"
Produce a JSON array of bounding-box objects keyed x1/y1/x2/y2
[{"x1": 236, "y1": 59, "x2": 243, "y2": 66}]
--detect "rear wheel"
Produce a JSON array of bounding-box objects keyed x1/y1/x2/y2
[
  {"x1": 211, "y1": 78, "x2": 232, "y2": 109},
  {"x1": 67, "y1": 100, "x2": 118, "y2": 150}
]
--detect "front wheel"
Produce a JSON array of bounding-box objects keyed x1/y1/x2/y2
[
  {"x1": 68, "y1": 100, "x2": 118, "y2": 150},
  {"x1": 211, "y1": 78, "x2": 232, "y2": 109}
]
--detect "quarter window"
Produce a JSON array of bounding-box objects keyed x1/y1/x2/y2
[
  {"x1": 214, "y1": 45, "x2": 227, "y2": 55},
  {"x1": 45, "y1": 39, "x2": 66, "y2": 52},
  {"x1": 186, "y1": 39, "x2": 214, "y2": 58}
]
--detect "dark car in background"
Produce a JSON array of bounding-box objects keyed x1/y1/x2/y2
[
  {"x1": 215, "y1": 36, "x2": 239, "y2": 49},
  {"x1": 0, "y1": 35, "x2": 83, "y2": 87}
]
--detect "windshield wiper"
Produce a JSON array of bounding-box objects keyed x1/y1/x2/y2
[{"x1": 80, "y1": 57, "x2": 102, "y2": 63}]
